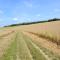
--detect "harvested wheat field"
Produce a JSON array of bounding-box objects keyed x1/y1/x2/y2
[{"x1": 0, "y1": 21, "x2": 60, "y2": 60}]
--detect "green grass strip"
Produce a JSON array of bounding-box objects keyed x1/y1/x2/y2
[
  {"x1": 23, "y1": 33, "x2": 60, "y2": 60},
  {"x1": 17, "y1": 32, "x2": 33, "y2": 60},
  {"x1": 22, "y1": 33, "x2": 47, "y2": 60},
  {"x1": 0, "y1": 33, "x2": 17, "y2": 60}
]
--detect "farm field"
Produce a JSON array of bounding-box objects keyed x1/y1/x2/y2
[
  {"x1": 18, "y1": 21, "x2": 60, "y2": 54},
  {"x1": 0, "y1": 21, "x2": 60, "y2": 60}
]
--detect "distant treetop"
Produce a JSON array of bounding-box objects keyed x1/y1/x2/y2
[
  {"x1": 4, "y1": 18, "x2": 60, "y2": 27},
  {"x1": 48, "y1": 18, "x2": 60, "y2": 22}
]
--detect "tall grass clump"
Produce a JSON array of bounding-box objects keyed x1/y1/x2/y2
[{"x1": 28, "y1": 31, "x2": 60, "y2": 47}]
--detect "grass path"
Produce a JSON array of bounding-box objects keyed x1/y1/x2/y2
[
  {"x1": 26, "y1": 38, "x2": 50, "y2": 60},
  {"x1": 0, "y1": 31, "x2": 15, "y2": 58},
  {"x1": 18, "y1": 32, "x2": 51, "y2": 60},
  {"x1": 17, "y1": 32, "x2": 33, "y2": 60},
  {"x1": 23, "y1": 32, "x2": 60, "y2": 60},
  {"x1": 0, "y1": 32, "x2": 33, "y2": 60},
  {"x1": 22, "y1": 33, "x2": 51, "y2": 60},
  {"x1": 0, "y1": 31, "x2": 59, "y2": 60},
  {"x1": 0, "y1": 32, "x2": 17, "y2": 60}
]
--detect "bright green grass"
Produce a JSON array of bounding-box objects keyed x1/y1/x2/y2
[
  {"x1": 1, "y1": 31, "x2": 60, "y2": 60},
  {"x1": 22, "y1": 33, "x2": 47, "y2": 60},
  {"x1": 23, "y1": 33, "x2": 60, "y2": 60},
  {"x1": 29, "y1": 36, "x2": 60, "y2": 60},
  {"x1": 32, "y1": 40, "x2": 60, "y2": 60},
  {"x1": 17, "y1": 33, "x2": 33, "y2": 60},
  {"x1": 0, "y1": 32, "x2": 33, "y2": 60},
  {"x1": 0, "y1": 33, "x2": 17, "y2": 60}
]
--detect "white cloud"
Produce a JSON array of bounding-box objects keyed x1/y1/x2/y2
[
  {"x1": 12, "y1": 18, "x2": 18, "y2": 21},
  {"x1": 36, "y1": 14, "x2": 41, "y2": 17},
  {"x1": 24, "y1": 1, "x2": 32, "y2": 7},
  {"x1": 0, "y1": 18, "x2": 2, "y2": 22},
  {"x1": 0, "y1": 10, "x2": 3, "y2": 14},
  {"x1": 54, "y1": 9, "x2": 60, "y2": 12}
]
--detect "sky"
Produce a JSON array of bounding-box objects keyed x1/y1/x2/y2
[{"x1": 0, "y1": 0, "x2": 60, "y2": 26}]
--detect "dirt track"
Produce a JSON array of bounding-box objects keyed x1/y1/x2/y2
[
  {"x1": 0, "y1": 30, "x2": 60, "y2": 60},
  {"x1": 0, "y1": 21, "x2": 60, "y2": 60},
  {"x1": 0, "y1": 31, "x2": 15, "y2": 57},
  {"x1": 23, "y1": 31, "x2": 60, "y2": 55}
]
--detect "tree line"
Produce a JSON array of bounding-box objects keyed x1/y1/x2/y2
[{"x1": 4, "y1": 18, "x2": 60, "y2": 27}]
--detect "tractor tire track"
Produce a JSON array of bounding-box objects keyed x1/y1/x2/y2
[
  {"x1": 0, "y1": 30, "x2": 15, "y2": 38},
  {"x1": 0, "y1": 31, "x2": 15, "y2": 58},
  {"x1": 17, "y1": 32, "x2": 33, "y2": 60},
  {"x1": 22, "y1": 32, "x2": 52, "y2": 60}
]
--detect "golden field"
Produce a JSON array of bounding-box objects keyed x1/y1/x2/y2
[{"x1": 0, "y1": 21, "x2": 60, "y2": 60}]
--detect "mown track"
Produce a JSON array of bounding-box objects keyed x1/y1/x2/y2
[
  {"x1": 22, "y1": 32, "x2": 60, "y2": 60},
  {"x1": 0, "y1": 32, "x2": 33, "y2": 60},
  {"x1": 0, "y1": 31, "x2": 15, "y2": 38},
  {"x1": 0, "y1": 31, "x2": 16, "y2": 58},
  {"x1": 0, "y1": 31, "x2": 60, "y2": 60},
  {"x1": 0, "y1": 32, "x2": 17, "y2": 60},
  {"x1": 17, "y1": 32, "x2": 33, "y2": 60},
  {"x1": 26, "y1": 31, "x2": 60, "y2": 46},
  {"x1": 22, "y1": 33, "x2": 50, "y2": 60},
  {"x1": 17, "y1": 32, "x2": 51, "y2": 60}
]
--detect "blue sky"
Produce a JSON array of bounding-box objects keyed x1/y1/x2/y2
[{"x1": 0, "y1": 0, "x2": 60, "y2": 26}]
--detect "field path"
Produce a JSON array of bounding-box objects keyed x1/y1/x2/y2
[
  {"x1": 25, "y1": 37, "x2": 51, "y2": 60},
  {"x1": 22, "y1": 32, "x2": 52, "y2": 60},
  {"x1": 0, "y1": 31, "x2": 60, "y2": 60},
  {"x1": 16, "y1": 32, "x2": 33, "y2": 60},
  {"x1": 23, "y1": 31, "x2": 60, "y2": 55},
  {"x1": 17, "y1": 32, "x2": 51, "y2": 60},
  {"x1": 0, "y1": 31, "x2": 15, "y2": 57},
  {"x1": 23, "y1": 31, "x2": 60, "y2": 60}
]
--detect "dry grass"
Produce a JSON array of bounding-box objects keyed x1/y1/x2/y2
[
  {"x1": 0, "y1": 31, "x2": 15, "y2": 57},
  {"x1": 18, "y1": 21, "x2": 60, "y2": 46},
  {"x1": 17, "y1": 21, "x2": 60, "y2": 56},
  {"x1": 0, "y1": 21, "x2": 60, "y2": 60},
  {"x1": 27, "y1": 31, "x2": 60, "y2": 47},
  {"x1": 23, "y1": 31, "x2": 60, "y2": 56}
]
